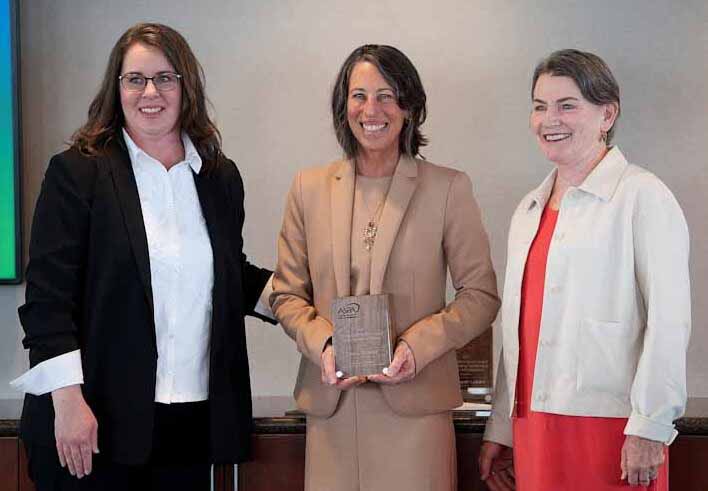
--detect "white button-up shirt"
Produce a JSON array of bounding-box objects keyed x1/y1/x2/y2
[
  {"x1": 127, "y1": 130, "x2": 214, "y2": 402},
  {"x1": 11, "y1": 131, "x2": 274, "y2": 402},
  {"x1": 484, "y1": 147, "x2": 691, "y2": 446}
]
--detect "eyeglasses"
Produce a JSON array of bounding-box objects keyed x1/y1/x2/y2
[{"x1": 118, "y1": 72, "x2": 182, "y2": 92}]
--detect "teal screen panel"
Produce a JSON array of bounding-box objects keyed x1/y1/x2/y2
[{"x1": 0, "y1": 0, "x2": 19, "y2": 283}]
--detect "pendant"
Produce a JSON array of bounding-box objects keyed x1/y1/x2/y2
[{"x1": 363, "y1": 221, "x2": 377, "y2": 251}]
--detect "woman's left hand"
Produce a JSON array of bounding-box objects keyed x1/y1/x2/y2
[
  {"x1": 367, "y1": 341, "x2": 416, "y2": 385},
  {"x1": 621, "y1": 435, "x2": 665, "y2": 487}
]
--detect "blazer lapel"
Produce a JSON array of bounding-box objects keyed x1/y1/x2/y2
[
  {"x1": 331, "y1": 160, "x2": 355, "y2": 298},
  {"x1": 106, "y1": 139, "x2": 154, "y2": 319},
  {"x1": 192, "y1": 169, "x2": 226, "y2": 355},
  {"x1": 192, "y1": 169, "x2": 223, "y2": 289},
  {"x1": 369, "y1": 157, "x2": 418, "y2": 294}
]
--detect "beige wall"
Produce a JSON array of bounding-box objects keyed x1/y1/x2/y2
[{"x1": 1, "y1": 0, "x2": 706, "y2": 399}]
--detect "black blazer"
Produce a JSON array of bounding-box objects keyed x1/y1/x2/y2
[{"x1": 18, "y1": 136, "x2": 273, "y2": 465}]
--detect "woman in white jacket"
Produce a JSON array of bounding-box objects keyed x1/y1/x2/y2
[{"x1": 479, "y1": 49, "x2": 690, "y2": 491}]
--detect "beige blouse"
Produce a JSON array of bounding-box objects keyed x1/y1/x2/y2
[{"x1": 350, "y1": 175, "x2": 393, "y2": 296}]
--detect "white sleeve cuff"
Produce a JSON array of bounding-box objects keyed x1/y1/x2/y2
[
  {"x1": 9, "y1": 350, "x2": 84, "y2": 395},
  {"x1": 483, "y1": 410, "x2": 514, "y2": 448},
  {"x1": 253, "y1": 273, "x2": 276, "y2": 321},
  {"x1": 624, "y1": 412, "x2": 678, "y2": 445}
]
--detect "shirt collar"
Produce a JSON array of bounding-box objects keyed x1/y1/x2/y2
[
  {"x1": 121, "y1": 128, "x2": 203, "y2": 174},
  {"x1": 576, "y1": 146, "x2": 628, "y2": 201},
  {"x1": 525, "y1": 146, "x2": 629, "y2": 211},
  {"x1": 526, "y1": 166, "x2": 557, "y2": 212}
]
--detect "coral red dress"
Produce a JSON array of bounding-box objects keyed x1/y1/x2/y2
[{"x1": 512, "y1": 205, "x2": 668, "y2": 491}]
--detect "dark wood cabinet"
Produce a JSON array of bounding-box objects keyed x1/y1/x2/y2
[
  {"x1": 236, "y1": 434, "x2": 483, "y2": 491},
  {"x1": 234, "y1": 433, "x2": 708, "y2": 491},
  {"x1": 0, "y1": 438, "x2": 18, "y2": 491},
  {"x1": 667, "y1": 435, "x2": 708, "y2": 491},
  {"x1": 18, "y1": 441, "x2": 35, "y2": 491},
  {"x1": 234, "y1": 398, "x2": 708, "y2": 490},
  {"x1": 0, "y1": 439, "x2": 33, "y2": 491},
  {"x1": 3, "y1": 420, "x2": 708, "y2": 490},
  {"x1": 455, "y1": 434, "x2": 485, "y2": 491},
  {"x1": 238, "y1": 434, "x2": 306, "y2": 491}
]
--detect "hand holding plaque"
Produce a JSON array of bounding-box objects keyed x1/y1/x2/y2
[
  {"x1": 367, "y1": 341, "x2": 416, "y2": 385},
  {"x1": 320, "y1": 342, "x2": 366, "y2": 389},
  {"x1": 331, "y1": 294, "x2": 395, "y2": 377}
]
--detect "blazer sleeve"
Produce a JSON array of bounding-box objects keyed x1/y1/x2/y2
[
  {"x1": 483, "y1": 348, "x2": 514, "y2": 447},
  {"x1": 270, "y1": 171, "x2": 333, "y2": 364},
  {"x1": 624, "y1": 178, "x2": 691, "y2": 444},
  {"x1": 228, "y1": 161, "x2": 276, "y2": 324},
  {"x1": 399, "y1": 171, "x2": 501, "y2": 373},
  {"x1": 18, "y1": 152, "x2": 94, "y2": 368}
]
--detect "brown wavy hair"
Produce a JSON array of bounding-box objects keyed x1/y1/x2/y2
[
  {"x1": 331, "y1": 44, "x2": 428, "y2": 159},
  {"x1": 71, "y1": 23, "x2": 224, "y2": 171}
]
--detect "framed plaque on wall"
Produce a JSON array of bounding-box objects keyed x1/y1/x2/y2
[{"x1": 457, "y1": 328, "x2": 493, "y2": 401}]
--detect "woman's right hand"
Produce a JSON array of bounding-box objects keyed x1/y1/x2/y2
[
  {"x1": 51, "y1": 385, "x2": 99, "y2": 478},
  {"x1": 321, "y1": 342, "x2": 366, "y2": 389},
  {"x1": 479, "y1": 441, "x2": 515, "y2": 490}
]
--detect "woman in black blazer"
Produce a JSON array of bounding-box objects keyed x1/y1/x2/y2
[{"x1": 13, "y1": 23, "x2": 273, "y2": 490}]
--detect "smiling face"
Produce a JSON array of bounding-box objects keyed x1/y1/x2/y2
[
  {"x1": 120, "y1": 42, "x2": 182, "y2": 144},
  {"x1": 346, "y1": 61, "x2": 407, "y2": 159},
  {"x1": 530, "y1": 74, "x2": 617, "y2": 167}
]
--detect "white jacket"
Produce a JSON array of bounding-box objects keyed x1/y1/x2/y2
[{"x1": 484, "y1": 147, "x2": 691, "y2": 447}]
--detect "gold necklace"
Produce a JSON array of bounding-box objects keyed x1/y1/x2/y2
[
  {"x1": 363, "y1": 201, "x2": 385, "y2": 251},
  {"x1": 359, "y1": 178, "x2": 392, "y2": 251}
]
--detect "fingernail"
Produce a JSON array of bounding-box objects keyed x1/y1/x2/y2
[
  {"x1": 382, "y1": 367, "x2": 389, "y2": 375},
  {"x1": 336, "y1": 371, "x2": 343, "y2": 378}
]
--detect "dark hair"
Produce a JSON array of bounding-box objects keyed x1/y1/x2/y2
[
  {"x1": 71, "y1": 23, "x2": 224, "y2": 171},
  {"x1": 531, "y1": 49, "x2": 621, "y2": 144},
  {"x1": 331, "y1": 44, "x2": 428, "y2": 159}
]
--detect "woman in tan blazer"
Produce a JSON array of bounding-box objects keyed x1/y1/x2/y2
[{"x1": 271, "y1": 44, "x2": 500, "y2": 491}]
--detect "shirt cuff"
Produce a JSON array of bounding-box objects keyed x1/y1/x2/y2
[
  {"x1": 9, "y1": 350, "x2": 84, "y2": 395},
  {"x1": 253, "y1": 273, "x2": 276, "y2": 320},
  {"x1": 624, "y1": 412, "x2": 678, "y2": 445},
  {"x1": 483, "y1": 413, "x2": 514, "y2": 448}
]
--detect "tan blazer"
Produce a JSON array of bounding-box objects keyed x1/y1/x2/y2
[{"x1": 271, "y1": 156, "x2": 500, "y2": 417}]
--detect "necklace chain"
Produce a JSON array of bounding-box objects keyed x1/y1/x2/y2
[
  {"x1": 360, "y1": 178, "x2": 392, "y2": 252},
  {"x1": 363, "y1": 202, "x2": 385, "y2": 251}
]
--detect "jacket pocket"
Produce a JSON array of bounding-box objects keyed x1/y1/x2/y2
[{"x1": 576, "y1": 318, "x2": 635, "y2": 397}]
